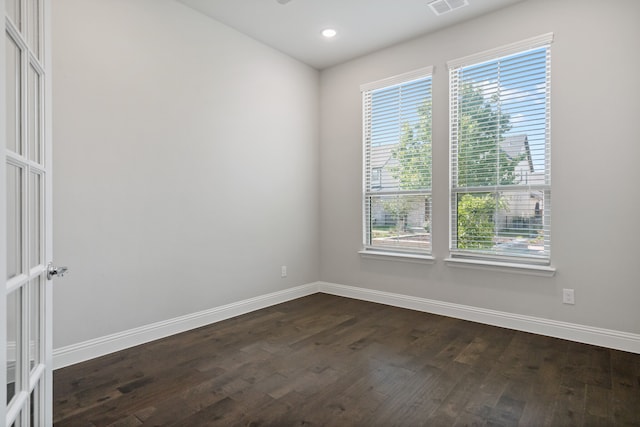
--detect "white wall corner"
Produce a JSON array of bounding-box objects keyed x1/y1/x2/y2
[
  {"x1": 316, "y1": 282, "x2": 640, "y2": 354},
  {"x1": 53, "y1": 283, "x2": 321, "y2": 370}
]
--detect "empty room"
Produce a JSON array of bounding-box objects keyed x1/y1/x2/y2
[{"x1": 2, "y1": 0, "x2": 639, "y2": 425}]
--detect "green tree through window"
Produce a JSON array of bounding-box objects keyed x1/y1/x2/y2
[
  {"x1": 390, "y1": 99, "x2": 432, "y2": 190},
  {"x1": 455, "y1": 83, "x2": 519, "y2": 249},
  {"x1": 390, "y1": 85, "x2": 519, "y2": 250},
  {"x1": 457, "y1": 83, "x2": 520, "y2": 188}
]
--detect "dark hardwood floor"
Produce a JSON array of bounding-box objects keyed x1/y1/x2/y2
[{"x1": 53, "y1": 293, "x2": 640, "y2": 426}]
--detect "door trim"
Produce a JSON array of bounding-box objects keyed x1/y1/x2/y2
[{"x1": 1, "y1": 0, "x2": 10, "y2": 416}]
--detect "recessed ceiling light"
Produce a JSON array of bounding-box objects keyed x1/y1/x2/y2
[{"x1": 321, "y1": 28, "x2": 337, "y2": 38}]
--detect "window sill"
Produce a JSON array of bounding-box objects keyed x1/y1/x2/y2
[
  {"x1": 444, "y1": 257, "x2": 556, "y2": 277},
  {"x1": 359, "y1": 249, "x2": 435, "y2": 264}
]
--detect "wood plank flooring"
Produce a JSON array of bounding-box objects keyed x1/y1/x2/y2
[{"x1": 53, "y1": 293, "x2": 640, "y2": 426}]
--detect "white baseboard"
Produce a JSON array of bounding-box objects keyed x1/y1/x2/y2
[
  {"x1": 317, "y1": 282, "x2": 640, "y2": 354},
  {"x1": 53, "y1": 283, "x2": 318, "y2": 369},
  {"x1": 53, "y1": 281, "x2": 640, "y2": 369}
]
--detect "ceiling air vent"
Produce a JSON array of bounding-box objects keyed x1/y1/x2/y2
[{"x1": 428, "y1": 0, "x2": 469, "y2": 16}]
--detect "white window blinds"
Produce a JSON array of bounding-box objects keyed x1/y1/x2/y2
[
  {"x1": 362, "y1": 67, "x2": 433, "y2": 254},
  {"x1": 448, "y1": 34, "x2": 552, "y2": 264}
]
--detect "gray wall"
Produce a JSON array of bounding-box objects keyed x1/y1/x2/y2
[
  {"x1": 53, "y1": 0, "x2": 320, "y2": 348},
  {"x1": 319, "y1": 0, "x2": 640, "y2": 334}
]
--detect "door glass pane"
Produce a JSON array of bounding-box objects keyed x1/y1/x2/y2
[
  {"x1": 28, "y1": 64, "x2": 42, "y2": 164},
  {"x1": 6, "y1": 289, "x2": 21, "y2": 405},
  {"x1": 6, "y1": 0, "x2": 21, "y2": 29},
  {"x1": 29, "y1": 278, "x2": 42, "y2": 371},
  {"x1": 8, "y1": 164, "x2": 24, "y2": 280},
  {"x1": 28, "y1": 0, "x2": 41, "y2": 59},
  {"x1": 6, "y1": 33, "x2": 22, "y2": 154},
  {"x1": 29, "y1": 173, "x2": 42, "y2": 268}
]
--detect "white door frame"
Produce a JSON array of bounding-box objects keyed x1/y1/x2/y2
[
  {"x1": 1, "y1": 0, "x2": 8, "y2": 422},
  {"x1": 43, "y1": 0, "x2": 53, "y2": 421}
]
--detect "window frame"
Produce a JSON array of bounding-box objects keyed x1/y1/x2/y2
[
  {"x1": 361, "y1": 66, "x2": 434, "y2": 259},
  {"x1": 447, "y1": 34, "x2": 553, "y2": 267}
]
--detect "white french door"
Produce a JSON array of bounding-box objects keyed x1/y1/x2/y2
[{"x1": 2, "y1": 0, "x2": 52, "y2": 425}]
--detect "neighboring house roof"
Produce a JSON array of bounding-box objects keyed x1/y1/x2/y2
[
  {"x1": 370, "y1": 144, "x2": 394, "y2": 169},
  {"x1": 369, "y1": 144, "x2": 398, "y2": 191},
  {"x1": 500, "y1": 134, "x2": 534, "y2": 173}
]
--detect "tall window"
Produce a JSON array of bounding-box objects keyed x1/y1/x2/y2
[
  {"x1": 448, "y1": 34, "x2": 552, "y2": 264},
  {"x1": 362, "y1": 67, "x2": 433, "y2": 255}
]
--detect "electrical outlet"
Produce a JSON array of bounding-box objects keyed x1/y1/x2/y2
[
  {"x1": 562, "y1": 288, "x2": 575, "y2": 305},
  {"x1": 281, "y1": 265, "x2": 287, "y2": 278}
]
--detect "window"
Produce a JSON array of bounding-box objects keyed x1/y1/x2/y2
[
  {"x1": 362, "y1": 67, "x2": 433, "y2": 255},
  {"x1": 448, "y1": 34, "x2": 552, "y2": 265}
]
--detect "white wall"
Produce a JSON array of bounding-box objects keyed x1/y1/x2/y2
[
  {"x1": 53, "y1": 0, "x2": 320, "y2": 348},
  {"x1": 319, "y1": 0, "x2": 640, "y2": 335}
]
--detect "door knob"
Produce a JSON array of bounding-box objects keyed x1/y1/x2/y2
[{"x1": 47, "y1": 262, "x2": 68, "y2": 280}]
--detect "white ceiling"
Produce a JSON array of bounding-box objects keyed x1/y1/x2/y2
[{"x1": 177, "y1": 0, "x2": 525, "y2": 70}]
